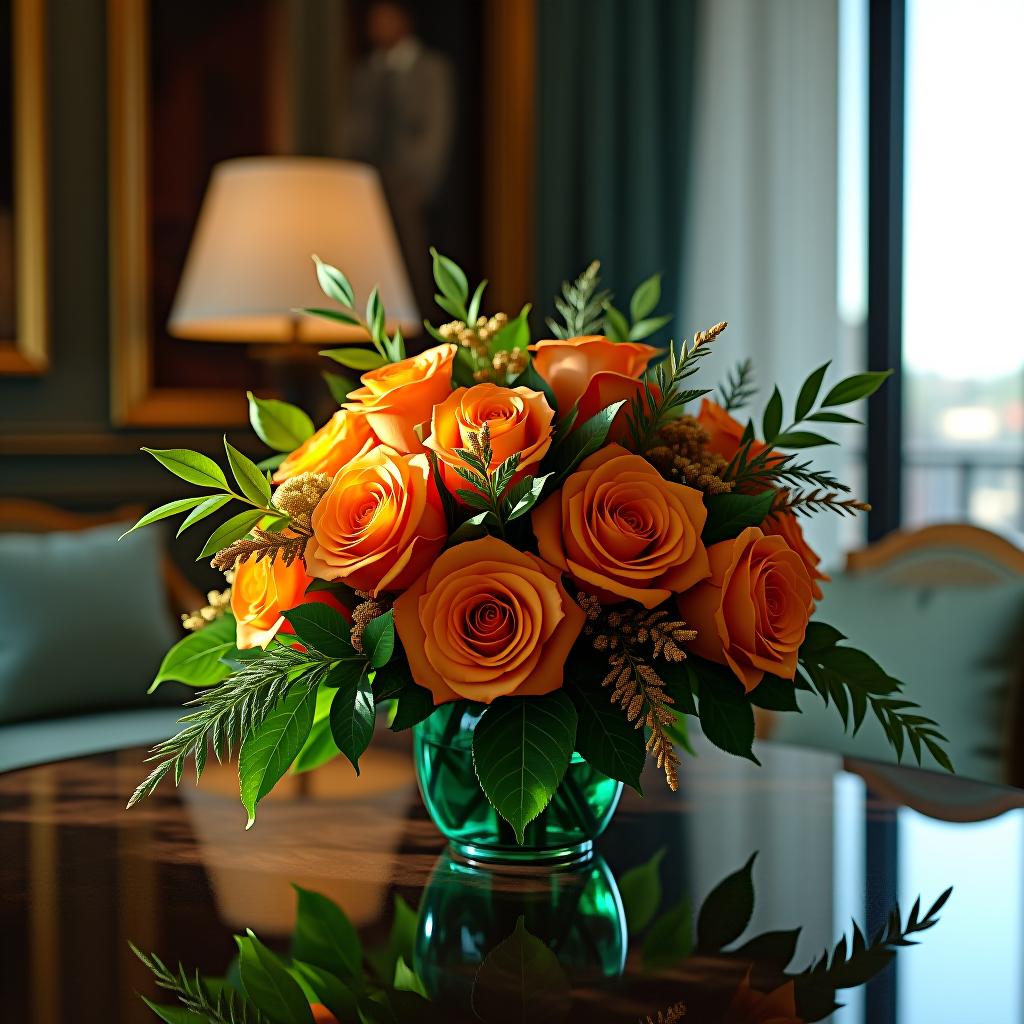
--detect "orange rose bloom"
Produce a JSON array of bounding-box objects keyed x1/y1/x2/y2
[
  {"x1": 305, "y1": 445, "x2": 446, "y2": 596},
  {"x1": 231, "y1": 552, "x2": 312, "y2": 650},
  {"x1": 676, "y1": 526, "x2": 814, "y2": 692},
  {"x1": 423, "y1": 383, "x2": 554, "y2": 493},
  {"x1": 532, "y1": 445, "x2": 710, "y2": 609},
  {"x1": 392, "y1": 536, "x2": 585, "y2": 704},
  {"x1": 272, "y1": 409, "x2": 375, "y2": 483},
  {"x1": 761, "y1": 510, "x2": 829, "y2": 600},
  {"x1": 528, "y1": 335, "x2": 659, "y2": 411},
  {"x1": 344, "y1": 343, "x2": 457, "y2": 452}
]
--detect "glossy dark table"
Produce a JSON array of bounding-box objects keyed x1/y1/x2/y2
[{"x1": 2, "y1": 730, "x2": 1023, "y2": 1023}]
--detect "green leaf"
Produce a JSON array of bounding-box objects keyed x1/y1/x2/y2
[
  {"x1": 361, "y1": 610, "x2": 395, "y2": 669},
  {"x1": 283, "y1": 604, "x2": 354, "y2": 658},
  {"x1": 803, "y1": 620, "x2": 845, "y2": 651},
  {"x1": 142, "y1": 447, "x2": 228, "y2": 490},
  {"x1": 762, "y1": 386, "x2": 783, "y2": 442},
  {"x1": 630, "y1": 273, "x2": 661, "y2": 323},
  {"x1": 618, "y1": 848, "x2": 665, "y2": 932},
  {"x1": 389, "y1": 680, "x2": 437, "y2": 732},
  {"x1": 471, "y1": 917, "x2": 571, "y2": 1024},
  {"x1": 695, "y1": 852, "x2": 757, "y2": 953},
  {"x1": 149, "y1": 614, "x2": 237, "y2": 692},
  {"x1": 771, "y1": 431, "x2": 837, "y2": 449},
  {"x1": 291, "y1": 961, "x2": 358, "y2": 1023},
  {"x1": 433, "y1": 293, "x2": 465, "y2": 320},
  {"x1": 731, "y1": 927, "x2": 801, "y2": 972},
  {"x1": 447, "y1": 510, "x2": 491, "y2": 544},
  {"x1": 313, "y1": 255, "x2": 355, "y2": 308},
  {"x1": 628, "y1": 314, "x2": 673, "y2": 341},
  {"x1": 256, "y1": 453, "x2": 288, "y2": 472},
  {"x1": 548, "y1": 401, "x2": 625, "y2": 479},
  {"x1": 748, "y1": 674, "x2": 800, "y2": 712},
  {"x1": 568, "y1": 680, "x2": 645, "y2": 792},
  {"x1": 225, "y1": 437, "x2": 272, "y2": 506},
  {"x1": 366, "y1": 288, "x2": 386, "y2": 344},
  {"x1": 119, "y1": 496, "x2": 212, "y2": 537},
  {"x1": 467, "y1": 278, "x2": 488, "y2": 324},
  {"x1": 297, "y1": 306, "x2": 360, "y2": 326},
  {"x1": 329, "y1": 667, "x2": 375, "y2": 774},
  {"x1": 324, "y1": 370, "x2": 356, "y2": 405},
  {"x1": 805, "y1": 410, "x2": 861, "y2": 424},
  {"x1": 292, "y1": 717, "x2": 340, "y2": 774},
  {"x1": 237, "y1": 931, "x2": 314, "y2": 1024},
  {"x1": 239, "y1": 685, "x2": 316, "y2": 827},
  {"x1": 504, "y1": 473, "x2": 552, "y2": 521},
  {"x1": 490, "y1": 304, "x2": 531, "y2": 354},
  {"x1": 820, "y1": 369, "x2": 893, "y2": 407},
  {"x1": 177, "y1": 495, "x2": 232, "y2": 536},
  {"x1": 643, "y1": 899, "x2": 693, "y2": 970},
  {"x1": 393, "y1": 957, "x2": 428, "y2": 998},
  {"x1": 602, "y1": 302, "x2": 630, "y2": 342},
  {"x1": 247, "y1": 392, "x2": 315, "y2": 452},
  {"x1": 389, "y1": 895, "x2": 418, "y2": 977},
  {"x1": 693, "y1": 660, "x2": 759, "y2": 764},
  {"x1": 509, "y1": 360, "x2": 558, "y2": 411},
  {"x1": 430, "y1": 247, "x2": 469, "y2": 307},
  {"x1": 472, "y1": 692, "x2": 577, "y2": 843},
  {"x1": 320, "y1": 347, "x2": 387, "y2": 371},
  {"x1": 197, "y1": 509, "x2": 266, "y2": 560},
  {"x1": 140, "y1": 999, "x2": 208, "y2": 1024},
  {"x1": 702, "y1": 490, "x2": 776, "y2": 544},
  {"x1": 292, "y1": 884, "x2": 363, "y2": 982},
  {"x1": 794, "y1": 361, "x2": 831, "y2": 422}
]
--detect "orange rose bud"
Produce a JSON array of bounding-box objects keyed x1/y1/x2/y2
[
  {"x1": 231, "y1": 553, "x2": 313, "y2": 650},
  {"x1": 761, "y1": 509, "x2": 829, "y2": 600},
  {"x1": 272, "y1": 409, "x2": 375, "y2": 483},
  {"x1": 344, "y1": 343, "x2": 457, "y2": 452},
  {"x1": 532, "y1": 445, "x2": 711, "y2": 609},
  {"x1": 676, "y1": 526, "x2": 814, "y2": 692},
  {"x1": 309, "y1": 1005, "x2": 340, "y2": 1024},
  {"x1": 305, "y1": 445, "x2": 447, "y2": 596},
  {"x1": 528, "y1": 335, "x2": 659, "y2": 412},
  {"x1": 392, "y1": 536, "x2": 585, "y2": 705},
  {"x1": 423, "y1": 383, "x2": 554, "y2": 494}
]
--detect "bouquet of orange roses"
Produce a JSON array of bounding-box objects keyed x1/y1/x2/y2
[{"x1": 126, "y1": 252, "x2": 950, "y2": 851}]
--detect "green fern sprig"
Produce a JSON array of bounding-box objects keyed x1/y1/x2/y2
[
  {"x1": 451, "y1": 423, "x2": 522, "y2": 539},
  {"x1": 546, "y1": 261, "x2": 609, "y2": 338},
  {"x1": 718, "y1": 358, "x2": 756, "y2": 412},
  {"x1": 127, "y1": 647, "x2": 330, "y2": 808},
  {"x1": 726, "y1": 446, "x2": 851, "y2": 494},
  {"x1": 771, "y1": 489, "x2": 871, "y2": 518},
  {"x1": 625, "y1": 321, "x2": 727, "y2": 453},
  {"x1": 133, "y1": 944, "x2": 270, "y2": 1024}
]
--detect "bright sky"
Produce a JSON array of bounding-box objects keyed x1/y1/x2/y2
[{"x1": 902, "y1": 0, "x2": 1024, "y2": 380}]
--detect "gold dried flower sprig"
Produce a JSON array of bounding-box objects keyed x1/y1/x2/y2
[
  {"x1": 642, "y1": 1002, "x2": 687, "y2": 1024},
  {"x1": 438, "y1": 312, "x2": 527, "y2": 382},
  {"x1": 210, "y1": 472, "x2": 330, "y2": 571},
  {"x1": 646, "y1": 415, "x2": 735, "y2": 495},
  {"x1": 350, "y1": 592, "x2": 391, "y2": 654},
  {"x1": 181, "y1": 568, "x2": 235, "y2": 632},
  {"x1": 578, "y1": 593, "x2": 697, "y2": 791}
]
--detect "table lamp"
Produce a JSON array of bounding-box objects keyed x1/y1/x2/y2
[{"x1": 168, "y1": 156, "x2": 419, "y2": 346}]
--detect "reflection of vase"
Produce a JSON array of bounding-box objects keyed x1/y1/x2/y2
[
  {"x1": 413, "y1": 702, "x2": 623, "y2": 865},
  {"x1": 414, "y1": 849, "x2": 628, "y2": 1012}
]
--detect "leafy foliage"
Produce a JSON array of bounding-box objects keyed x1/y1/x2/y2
[
  {"x1": 149, "y1": 614, "x2": 238, "y2": 692},
  {"x1": 688, "y1": 658, "x2": 759, "y2": 764},
  {"x1": 717, "y1": 358, "x2": 756, "y2": 413},
  {"x1": 603, "y1": 272, "x2": 673, "y2": 343},
  {"x1": 797, "y1": 622, "x2": 953, "y2": 771},
  {"x1": 246, "y1": 393, "x2": 313, "y2": 453},
  {"x1": 545, "y1": 260, "x2": 609, "y2": 338},
  {"x1": 567, "y1": 678, "x2": 646, "y2": 792}
]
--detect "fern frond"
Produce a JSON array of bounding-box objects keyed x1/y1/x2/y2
[
  {"x1": 546, "y1": 261, "x2": 609, "y2": 338},
  {"x1": 718, "y1": 358, "x2": 756, "y2": 412}
]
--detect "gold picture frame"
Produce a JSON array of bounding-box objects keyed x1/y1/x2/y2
[{"x1": 0, "y1": 0, "x2": 49, "y2": 375}]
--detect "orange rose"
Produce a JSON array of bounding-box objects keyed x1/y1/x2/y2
[
  {"x1": 761, "y1": 510, "x2": 829, "y2": 600},
  {"x1": 272, "y1": 409, "x2": 375, "y2": 483},
  {"x1": 392, "y1": 536, "x2": 585, "y2": 704},
  {"x1": 676, "y1": 527, "x2": 814, "y2": 692},
  {"x1": 533, "y1": 445, "x2": 710, "y2": 609},
  {"x1": 305, "y1": 445, "x2": 447, "y2": 596},
  {"x1": 574, "y1": 372, "x2": 659, "y2": 443},
  {"x1": 528, "y1": 335, "x2": 659, "y2": 411},
  {"x1": 423, "y1": 383, "x2": 554, "y2": 493},
  {"x1": 231, "y1": 552, "x2": 312, "y2": 650},
  {"x1": 726, "y1": 973, "x2": 802, "y2": 1024},
  {"x1": 344, "y1": 343, "x2": 457, "y2": 452},
  {"x1": 697, "y1": 398, "x2": 751, "y2": 460}
]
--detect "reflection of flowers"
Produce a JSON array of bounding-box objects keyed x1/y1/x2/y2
[{"x1": 725, "y1": 973, "x2": 802, "y2": 1024}]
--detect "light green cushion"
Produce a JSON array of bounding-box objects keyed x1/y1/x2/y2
[
  {"x1": 0, "y1": 523, "x2": 179, "y2": 724},
  {"x1": 772, "y1": 574, "x2": 1024, "y2": 783}
]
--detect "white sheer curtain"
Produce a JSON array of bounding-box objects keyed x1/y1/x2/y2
[{"x1": 682, "y1": 0, "x2": 867, "y2": 568}]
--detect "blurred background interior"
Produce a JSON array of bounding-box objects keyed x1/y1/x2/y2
[{"x1": 0, "y1": 0, "x2": 1022, "y2": 783}]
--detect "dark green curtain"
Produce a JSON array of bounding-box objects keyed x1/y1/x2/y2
[{"x1": 535, "y1": 0, "x2": 698, "y2": 335}]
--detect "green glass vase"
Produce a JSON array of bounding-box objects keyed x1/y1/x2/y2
[
  {"x1": 412, "y1": 702, "x2": 623, "y2": 865},
  {"x1": 414, "y1": 849, "x2": 628, "y2": 1011}
]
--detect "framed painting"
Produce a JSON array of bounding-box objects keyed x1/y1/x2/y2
[
  {"x1": 108, "y1": 0, "x2": 291, "y2": 426},
  {"x1": 0, "y1": 0, "x2": 48, "y2": 375}
]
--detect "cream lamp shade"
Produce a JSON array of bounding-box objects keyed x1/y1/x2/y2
[{"x1": 168, "y1": 157, "x2": 418, "y2": 343}]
